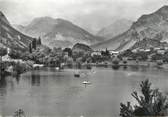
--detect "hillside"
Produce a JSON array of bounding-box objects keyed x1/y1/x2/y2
[
  {"x1": 19, "y1": 17, "x2": 104, "y2": 48},
  {"x1": 72, "y1": 43, "x2": 93, "y2": 53},
  {"x1": 0, "y1": 11, "x2": 33, "y2": 50},
  {"x1": 97, "y1": 19, "x2": 132, "y2": 39},
  {"x1": 92, "y1": 5, "x2": 168, "y2": 51}
]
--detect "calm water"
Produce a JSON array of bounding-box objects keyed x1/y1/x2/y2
[{"x1": 0, "y1": 67, "x2": 168, "y2": 117}]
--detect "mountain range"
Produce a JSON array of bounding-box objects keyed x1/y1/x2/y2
[
  {"x1": 0, "y1": 11, "x2": 33, "y2": 51},
  {"x1": 92, "y1": 5, "x2": 168, "y2": 51},
  {"x1": 16, "y1": 17, "x2": 104, "y2": 48},
  {"x1": 2, "y1": 5, "x2": 168, "y2": 52}
]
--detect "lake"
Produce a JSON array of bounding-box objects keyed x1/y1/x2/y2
[{"x1": 0, "y1": 66, "x2": 168, "y2": 117}]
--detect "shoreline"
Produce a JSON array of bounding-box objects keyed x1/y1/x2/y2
[{"x1": 2, "y1": 60, "x2": 168, "y2": 78}]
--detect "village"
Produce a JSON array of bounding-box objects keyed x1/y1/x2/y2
[{"x1": 1, "y1": 41, "x2": 168, "y2": 78}]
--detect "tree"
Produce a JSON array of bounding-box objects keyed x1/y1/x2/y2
[
  {"x1": 42, "y1": 46, "x2": 51, "y2": 54},
  {"x1": 121, "y1": 49, "x2": 133, "y2": 57},
  {"x1": 63, "y1": 48, "x2": 72, "y2": 57},
  {"x1": 101, "y1": 49, "x2": 110, "y2": 56},
  {"x1": 120, "y1": 79, "x2": 168, "y2": 117},
  {"x1": 0, "y1": 47, "x2": 7, "y2": 56},
  {"x1": 37, "y1": 37, "x2": 42, "y2": 45},
  {"x1": 29, "y1": 43, "x2": 32, "y2": 53},
  {"x1": 163, "y1": 52, "x2": 168, "y2": 63},
  {"x1": 133, "y1": 52, "x2": 148, "y2": 61},
  {"x1": 20, "y1": 51, "x2": 30, "y2": 61},
  {"x1": 32, "y1": 38, "x2": 37, "y2": 50},
  {"x1": 151, "y1": 53, "x2": 163, "y2": 61},
  {"x1": 8, "y1": 50, "x2": 21, "y2": 59},
  {"x1": 105, "y1": 48, "x2": 110, "y2": 56}
]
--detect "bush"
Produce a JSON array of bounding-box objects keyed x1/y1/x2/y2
[
  {"x1": 120, "y1": 79, "x2": 168, "y2": 117},
  {"x1": 12, "y1": 62, "x2": 33, "y2": 75}
]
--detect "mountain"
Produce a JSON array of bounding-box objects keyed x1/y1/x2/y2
[
  {"x1": 92, "y1": 5, "x2": 168, "y2": 51},
  {"x1": 14, "y1": 24, "x2": 25, "y2": 32},
  {"x1": 97, "y1": 19, "x2": 132, "y2": 39},
  {"x1": 0, "y1": 11, "x2": 33, "y2": 50},
  {"x1": 19, "y1": 17, "x2": 104, "y2": 48}
]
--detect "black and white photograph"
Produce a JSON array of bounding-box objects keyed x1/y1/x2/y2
[{"x1": 1, "y1": 0, "x2": 168, "y2": 116}]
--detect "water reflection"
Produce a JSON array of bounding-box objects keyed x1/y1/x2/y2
[
  {"x1": 129, "y1": 65, "x2": 139, "y2": 71},
  {"x1": 0, "y1": 76, "x2": 7, "y2": 96},
  {"x1": 15, "y1": 76, "x2": 20, "y2": 84},
  {"x1": 31, "y1": 72, "x2": 41, "y2": 86},
  {"x1": 123, "y1": 66, "x2": 128, "y2": 70}
]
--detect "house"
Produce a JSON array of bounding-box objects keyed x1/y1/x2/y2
[
  {"x1": 164, "y1": 47, "x2": 168, "y2": 50},
  {"x1": 110, "y1": 51, "x2": 119, "y2": 55},
  {"x1": 132, "y1": 49, "x2": 138, "y2": 53},
  {"x1": 157, "y1": 49, "x2": 165, "y2": 54},
  {"x1": 132, "y1": 48, "x2": 150, "y2": 53},
  {"x1": 144, "y1": 49, "x2": 150, "y2": 52},
  {"x1": 2, "y1": 54, "x2": 11, "y2": 62},
  {"x1": 91, "y1": 51, "x2": 101, "y2": 56},
  {"x1": 154, "y1": 47, "x2": 161, "y2": 51}
]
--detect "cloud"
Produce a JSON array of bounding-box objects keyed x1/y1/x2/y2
[{"x1": 0, "y1": 0, "x2": 167, "y2": 33}]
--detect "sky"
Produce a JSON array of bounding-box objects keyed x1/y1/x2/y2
[{"x1": 0, "y1": 0, "x2": 168, "y2": 33}]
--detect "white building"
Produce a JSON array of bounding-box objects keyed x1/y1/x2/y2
[
  {"x1": 109, "y1": 51, "x2": 119, "y2": 56},
  {"x1": 91, "y1": 51, "x2": 101, "y2": 56}
]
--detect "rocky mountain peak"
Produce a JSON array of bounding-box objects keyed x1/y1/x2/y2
[{"x1": 131, "y1": 5, "x2": 168, "y2": 29}]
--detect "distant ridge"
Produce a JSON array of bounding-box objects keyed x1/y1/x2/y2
[{"x1": 18, "y1": 17, "x2": 105, "y2": 48}]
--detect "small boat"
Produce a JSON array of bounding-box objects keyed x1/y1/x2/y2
[
  {"x1": 55, "y1": 67, "x2": 60, "y2": 71},
  {"x1": 82, "y1": 81, "x2": 91, "y2": 84}
]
